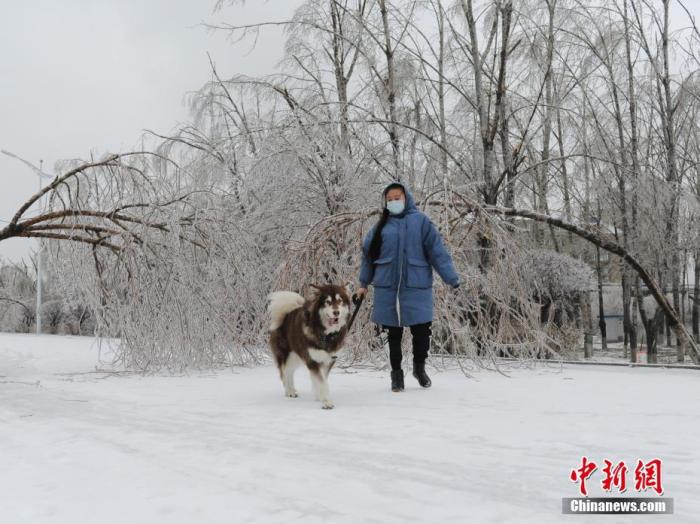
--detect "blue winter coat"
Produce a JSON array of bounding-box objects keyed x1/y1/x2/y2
[{"x1": 358, "y1": 183, "x2": 460, "y2": 327}]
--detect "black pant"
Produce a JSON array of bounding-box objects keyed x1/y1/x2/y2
[{"x1": 383, "y1": 322, "x2": 432, "y2": 371}]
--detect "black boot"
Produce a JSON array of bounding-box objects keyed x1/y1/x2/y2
[
  {"x1": 390, "y1": 369, "x2": 404, "y2": 392},
  {"x1": 412, "y1": 360, "x2": 432, "y2": 388}
]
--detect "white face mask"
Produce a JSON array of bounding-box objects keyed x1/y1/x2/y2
[{"x1": 386, "y1": 200, "x2": 405, "y2": 215}]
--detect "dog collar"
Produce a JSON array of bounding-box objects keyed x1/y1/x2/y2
[{"x1": 321, "y1": 331, "x2": 341, "y2": 348}]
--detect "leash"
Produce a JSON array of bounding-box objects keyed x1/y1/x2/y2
[
  {"x1": 347, "y1": 293, "x2": 365, "y2": 331},
  {"x1": 346, "y1": 294, "x2": 390, "y2": 366}
]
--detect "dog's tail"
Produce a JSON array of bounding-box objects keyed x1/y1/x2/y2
[{"x1": 267, "y1": 291, "x2": 305, "y2": 331}]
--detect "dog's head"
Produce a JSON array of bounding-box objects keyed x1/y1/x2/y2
[{"x1": 307, "y1": 283, "x2": 351, "y2": 334}]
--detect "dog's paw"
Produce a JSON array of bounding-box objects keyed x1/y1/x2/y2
[
  {"x1": 285, "y1": 391, "x2": 298, "y2": 398},
  {"x1": 321, "y1": 399, "x2": 335, "y2": 409}
]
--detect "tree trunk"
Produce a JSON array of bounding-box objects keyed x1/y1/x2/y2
[
  {"x1": 673, "y1": 270, "x2": 683, "y2": 361},
  {"x1": 535, "y1": 0, "x2": 556, "y2": 251},
  {"x1": 629, "y1": 293, "x2": 638, "y2": 361},
  {"x1": 596, "y1": 245, "x2": 608, "y2": 351},
  {"x1": 622, "y1": 271, "x2": 636, "y2": 361},
  {"x1": 329, "y1": 0, "x2": 352, "y2": 158},
  {"x1": 622, "y1": 0, "x2": 640, "y2": 363},
  {"x1": 554, "y1": 86, "x2": 573, "y2": 249},
  {"x1": 681, "y1": 249, "x2": 688, "y2": 327},
  {"x1": 636, "y1": 277, "x2": 660, "y2": 364},
  {"x1": 693, "y1": 251, "x2": 699, "y2": 342},
  {"x1": 462, "y1": 0, "x2": 512, "y2": 272},
  {"x1": 436, "y1": 1, "x2": 448, "y2": 184},
  {"x1": 378, "y1": 0, "x2": 400, "y2": 177},
  {"x1": 660, "y1": 0, "x2": 682, "y2": 361},
  {"x1": 583, "y1": 293, "x2": 594, "y2": 358}
]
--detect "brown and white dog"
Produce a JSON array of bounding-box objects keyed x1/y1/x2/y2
[{"x1": 268, "y1": 284, "x2": 351, "y2": 409}]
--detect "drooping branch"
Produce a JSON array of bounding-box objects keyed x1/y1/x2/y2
[
  {"x1": 0, "y1": 152, "x2": 205, "y2": 252},
  {"x1": 452, "y1": 194, "x2": 700, "y2": 363}
]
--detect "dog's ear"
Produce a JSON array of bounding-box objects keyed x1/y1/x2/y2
[{"x1": 307, "y1": 283, "x2": 322, "y2": 300}]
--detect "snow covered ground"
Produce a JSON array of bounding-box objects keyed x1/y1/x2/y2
[{"x1": 1, "y1": 332, "x2": 698, "y2": 523}]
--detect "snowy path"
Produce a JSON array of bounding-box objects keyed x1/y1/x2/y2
[{"x1": 1, "y1": 333, "x2": 698, "y2": 523}]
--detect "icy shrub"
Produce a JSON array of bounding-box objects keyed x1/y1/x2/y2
[{"x1": 523, "y1": 249, "x2": 595, "y2": 304}]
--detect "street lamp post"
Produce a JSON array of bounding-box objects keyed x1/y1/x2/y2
[
  {"x1": 1, "y1": 150, "x2": 53, "y2": 335},
  {"x1": 36, "y1": 160, "x2": 44, "y2": 335}
]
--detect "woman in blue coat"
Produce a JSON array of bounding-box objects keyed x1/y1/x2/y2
[{"x1": 357, "y1": 182, "x2": 460, "y2": 391}]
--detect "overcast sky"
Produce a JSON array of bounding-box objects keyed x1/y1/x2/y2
[
  {"x1": 0, "y1": 0, "x2": 302, "y2": 262},
  {"x1": 1, "y1": 1, "x2": 699, "y2": 263}
]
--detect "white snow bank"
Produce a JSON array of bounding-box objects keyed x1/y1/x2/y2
[{"x1": 1, "y1": 333, "x2": 698, "y2": 523}]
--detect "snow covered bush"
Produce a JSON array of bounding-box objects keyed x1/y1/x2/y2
[
  {"x1": 521, "y1": 249, "x2": 595, "y2": 355},
  {"x1": 40, "y1": 300, "x2": 65, "y2": 335},
  {"x1": 0, "y1": 262, "x2": 35, "y2": 333},
  {"x1": 523, "y1": 249, "x2": 595, "y2": 305}
]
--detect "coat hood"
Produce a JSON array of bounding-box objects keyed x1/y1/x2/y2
[{"x1": 382, "y1": 181, "x2": 417, "y2": 215}]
